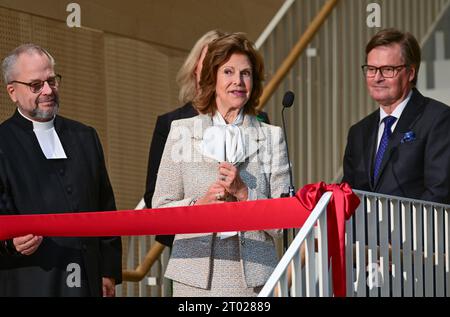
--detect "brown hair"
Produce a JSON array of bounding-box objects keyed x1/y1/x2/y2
[
  {"x1": 365, "y1": 28, "x2": 421, "y2": 85},
  {"x1": 194, "y1": 32, "x2": 264, "y2": 115}
]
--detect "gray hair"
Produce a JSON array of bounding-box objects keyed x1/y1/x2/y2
[{"x1": 2, "y1": 43, "x2": 55, "y2": 84}]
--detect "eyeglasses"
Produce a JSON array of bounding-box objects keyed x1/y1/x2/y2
[
  {"x1": 361, "y1": 65, "x2": 408, "y2": 78},
  {"x1": 9, "y1": 74, "x2": 62, "y2": 93}
]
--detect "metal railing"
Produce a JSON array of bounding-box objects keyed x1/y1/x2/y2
[
  {"x1": 117, "y1": 0, "x2": 450, "y2": 297},
  {"x1": 259, "y1": 190, "x2": 450, "y2": 297}
]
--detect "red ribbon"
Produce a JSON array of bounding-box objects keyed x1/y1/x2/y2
[{"x1": 0, "y1": 182, "x2": 359, "y2": 296}]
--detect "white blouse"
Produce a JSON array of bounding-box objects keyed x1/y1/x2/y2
[{"x1": 18, "y1": 108, "x2": 67, "y2": 159}]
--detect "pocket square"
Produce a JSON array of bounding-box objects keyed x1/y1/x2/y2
[{"x1": 401, "y1": 131, "x2": 416, "y2": 144}]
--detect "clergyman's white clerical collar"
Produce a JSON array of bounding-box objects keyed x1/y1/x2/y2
[{"x1": 17, "y1": 108, "x2": 67, "y2": 159}]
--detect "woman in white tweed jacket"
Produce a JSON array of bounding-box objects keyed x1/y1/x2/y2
[{"x1": 152, "y1": 33, "x2": 290, "y2": 297}]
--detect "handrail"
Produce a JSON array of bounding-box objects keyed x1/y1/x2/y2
[
  {"x1": 270, "y1": 238, "x2": 446, "y2": 297},
  {"x1": 122, "y1": 241, "x2": 166, "y2": 282},
  {"x1": 419, "y1": 0, "x2": 450, "y2": 47},
  {"x1": 257, "y1": 0, "x2": 340, "y2": 110},
  {"x1": 331, "y1": 166, "x2": 343, "y2": 184},
  {"x1": 255, "y1": 0, "x2": 296, "y2": 49}
]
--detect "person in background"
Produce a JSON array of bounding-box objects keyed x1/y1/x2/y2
[
  {"x1": 342, "y1": 28, "x2": 450, "y2": 204},
  {"x1": 152, "y1": 33, "x2": 289, "y2": 296},
  {"x1": 144, "y1": 30, "x2": 269, "y2": 247},
  {"x1": 0, "y1": 44, "x2": 122, "y2": 296}
]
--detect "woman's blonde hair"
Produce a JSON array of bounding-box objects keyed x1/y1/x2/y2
[
  {"x1": 194, "y1": 33, "x2": 265, "y2": 116},
  {"x1": 176, "y1": 30, "x2": 226, "y2": 104}
]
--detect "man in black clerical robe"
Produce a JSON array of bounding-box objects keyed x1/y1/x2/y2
[{"x1": 0, "y1": 44, "x2": 122, "y2": 296}]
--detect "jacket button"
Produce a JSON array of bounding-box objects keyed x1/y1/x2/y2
[
  {"x1": 241, "y1": 239, "x2": 245, "y2": 246},
  {"x1": 66, "y1": 186, "x2": 72, "y2": 194},
  {"x1": 82, "y1": 244, "x2": 87, "y2": 251},
  {"x1": 59, "y1": 168, "x2": 65, "y2": 176}
]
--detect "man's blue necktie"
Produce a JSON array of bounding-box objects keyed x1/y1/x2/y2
[{"x1": 373, "y1": 116, "x2": 397, "y2": 184}]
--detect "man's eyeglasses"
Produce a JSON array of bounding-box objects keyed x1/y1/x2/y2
[
  {"x1": 361, "y1": 65, "x2": 408, "y2": 78},
  {"x1": 9, "y1": 74, "x2": 62, "y2": 93}
]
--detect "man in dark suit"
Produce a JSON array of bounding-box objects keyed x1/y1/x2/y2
[
  {"x1": 0, "y1": 44, "x2": 122, "y2": 296},
  {"x1": 343, "y1": 28, "x2": 450, "y2": 204},
  {"x1": 143, "y1": 30, "x2": 270, "y2": 247}
]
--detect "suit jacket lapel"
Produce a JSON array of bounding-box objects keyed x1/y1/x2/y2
[
  {"x1": 373, "y1": 89, "x2": 425, "y2": 189},
  {"x1": 391, "y1": 89, "x2": 425, "y2": 134},
  {"x1": 183, "y1": 102, "x2": 198, "y2": 118},
  {"x1": 10, "y1": 110, "x2": 49, "y2": 162},
  {"x1": 240, "y1": 114, "x2": 266, "y2": 163}
]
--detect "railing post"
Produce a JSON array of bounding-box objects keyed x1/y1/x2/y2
[
  {"x1": 258, "y1": 192, "x2": 332, "y2": 297},
  {"x1": 317, "y1": 210, "x2": 329, "y2": 296},
  {"x1": 390, "y1": 199, "x2": 402, "y2": 297},
  {"x1": 423, "y1": 205, "x2": 434, "y2": 297},
  {"x1": 257, "y1": 0, "x2": 340, "y2": 110},
  {"x1": 445, "y1": 207, "x2": 450, "y2": 296}
]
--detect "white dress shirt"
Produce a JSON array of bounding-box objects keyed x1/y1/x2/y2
[{"x1": 376, "y1": 90, "x2": 412, "y2": 152}]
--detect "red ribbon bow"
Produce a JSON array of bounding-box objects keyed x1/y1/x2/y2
[{"x1": 0, "y1": 182, "x2": 359, "y2": 296}]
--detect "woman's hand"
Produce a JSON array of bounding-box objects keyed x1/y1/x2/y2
[
  {"x1": 195, "y1": 182, "x2": 227, "y2": 205},
  {"x1": 217, "y1": 162, "x2": 248, "y2": 201}
]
